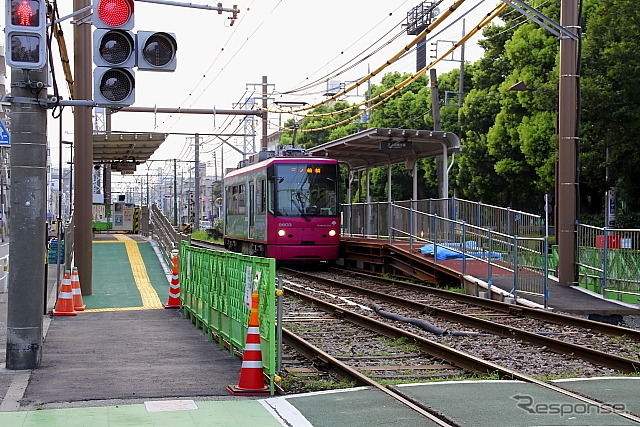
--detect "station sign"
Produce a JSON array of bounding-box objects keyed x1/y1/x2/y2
[
  {"x1": 111, "y1": 162, "x2": 137, "y2": 172},
  {"x1": 380, "y1": 140, "x2": 412, "y2": 150}
]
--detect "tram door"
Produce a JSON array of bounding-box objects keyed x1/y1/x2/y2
[{"x1": 248, "y1": 182, "x2": 255, "y2": 239}]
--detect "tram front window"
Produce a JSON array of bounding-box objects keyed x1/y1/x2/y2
[{"x1": 272, "y1": 163, "x2": 338, "y2": 217}]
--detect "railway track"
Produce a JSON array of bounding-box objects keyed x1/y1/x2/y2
[
  {"x1": 189, "y1": 238, "x2": 226, "y2": 251},
  {"x1": 281, "y1": 267, "x2": 640, "y2": 368},
  {"x1": 278, "y1": 267, "x2": 640, "y2": 424}
]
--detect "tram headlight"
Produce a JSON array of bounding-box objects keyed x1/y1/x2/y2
[
  {"x1": 328, "y1": 229, "x2": 337, "y2": 237},
  {"x1": 277, "y1": 229, "x2": 286, "y2": 237}
]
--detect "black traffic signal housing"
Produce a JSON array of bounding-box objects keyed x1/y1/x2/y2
[
  {"x1": 92, "y1": 0, "x2": 178, "y2": 106},
  {"x1": 136, "y1": 31, "x2": 177, "y2": 72},
  {"x1": 92, "y1": 0, "x2": 135, "y2": 107}
]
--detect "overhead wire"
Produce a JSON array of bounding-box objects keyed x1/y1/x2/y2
[
  {"x1": 156, "y1": 0, "x2": 284, "y2": 133},
  {"x1": 291, "y1": 1, "x2": 509, "y2": 133},
  {"x1": 276, "y1": 0, "x2": 491, "y2": 122},
  {"x1": 281, "y1": 0, "x2": 418, "y2": 95},
  {"x1": 263, "y1": 0, "x2": 471, "y2": 117}
]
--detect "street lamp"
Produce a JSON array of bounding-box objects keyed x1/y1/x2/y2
[{"x1": 508, "y1": 81, "x2": 536, "y2": 91}]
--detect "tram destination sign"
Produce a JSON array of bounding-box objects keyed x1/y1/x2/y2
[{"x1": 380, "y1": 140, "x2": 412, "y2": 150}]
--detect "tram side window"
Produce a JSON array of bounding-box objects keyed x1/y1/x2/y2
[
  {"x1": 226, "y1": 186, "x2": 236, "y2": 214},
  {"x1": 257, "y1": 179, "x2": 266, "y2": 214},
  {"x1": 237, "y1": 184, "x2": 246, "y2": 214},
  {"x1": 226, "y1": 184, "x2": 246, "y2": 215}
]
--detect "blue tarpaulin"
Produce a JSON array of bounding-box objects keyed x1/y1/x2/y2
[{"x1": 420, "y1": 242, "x2": 502, "y2": 260}]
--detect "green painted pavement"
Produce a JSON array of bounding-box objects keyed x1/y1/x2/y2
[
  {"x1": 85, "y1": 242, "x2": 142, "y2": 309},
  {"x1": 0, "y1": 400, "x2": 281, "y2": 427}
]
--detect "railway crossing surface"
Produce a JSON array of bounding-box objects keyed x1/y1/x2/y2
[{"x1": 1, "y1": 235, "x2": 640, "y2": 426}]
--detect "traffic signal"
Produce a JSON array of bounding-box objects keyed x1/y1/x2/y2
[
  {"x1": 136, "y1": 31, "x2": 177, "y2": 72},
  {"x1": 92, "y1": 0, "x2": 135, "y2": 107},
  {"x1": 5, "y1": 0, "x2": 48, "y2": 69}
]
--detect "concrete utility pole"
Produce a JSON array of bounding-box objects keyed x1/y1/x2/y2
[
  {"x1": 6, "y1": 66, "x2": 48, "y2": 369},
  {"x1": 429, "y1": 69, "x2": 447, "y2": 199},
  {"x1": 173, "y1": 159, "x2": 178, "y2": 226},
  {"x1": 194, "y1": 134, "x2": 200, "y2": 229},
  {"x1": 261, "y1": 76, "x2": 268, "y2": 151},
  {"x1": 557, "y1": 0, "x2": 579, "y2": 286},
  {"x1": 74, "y1": 0, "x2": 93, "y2": 295},
  {"x1": 104, "y1": 111, "x2": 112, "y2": 205}
]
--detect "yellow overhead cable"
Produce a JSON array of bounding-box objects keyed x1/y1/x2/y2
[
  {"x1": 293, "y1": 2, "x2": 509, "y2": 133},
  {"x1": 296, "y1": 93, "x2": 397, "y2": 133},
  {"x1": 264, "y1": 0, "x2": 469, "y2": 117},
  {"x1": 50, "y1": 9, "x2": 75, "y2": 99}
]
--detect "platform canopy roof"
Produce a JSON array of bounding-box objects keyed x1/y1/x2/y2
[
  {"x1": 92, "y1": 132, "x2": 168, "y2": 164},
  {"x1": 306, "y1": 127, "x2": 460, "y2": 172}
]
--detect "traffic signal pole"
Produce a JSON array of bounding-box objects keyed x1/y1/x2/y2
[
  {"x1": 5, "y1": 0, "x2": 49, "y2": 370},
  {"x1": 6, "y1": 67, "x2": 48, "y2": 369}
]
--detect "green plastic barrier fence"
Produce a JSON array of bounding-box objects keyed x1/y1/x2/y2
[
  {"x1": 552, "y1": 245, "x2": 640, "y2": 304},
  {"x1": 179, "y1": 241, "x2": 277, "y2": 394}
]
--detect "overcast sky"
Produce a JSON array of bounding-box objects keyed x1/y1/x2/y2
[{"x1": 5, "y1": 0, "x2": 502, "y2": 188}]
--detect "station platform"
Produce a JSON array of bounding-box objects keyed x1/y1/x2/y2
[
  {"x1": 343, "y1": 237, "x2": 640, "y2": 317},
  {"x1": 437, "y1": 257, "x2": 640, "y2": 316},
  {"x1": 2, "y1": 236, "x2": 640, "y2": 426}
]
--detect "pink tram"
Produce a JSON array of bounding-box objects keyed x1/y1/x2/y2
[{"x1": 223, "y1": 147, "x2": 340, "y2": 262}]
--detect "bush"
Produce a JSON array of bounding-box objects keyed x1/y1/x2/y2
[
  {"x1": 213, "y1": 218, "x2": 224, "y2": 234},
  {"x1": 191, "y1": 230, "x2": 208, "y2": 240}
]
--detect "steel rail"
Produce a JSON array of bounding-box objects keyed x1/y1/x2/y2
[
  {"x1": 327, "y1": 267, "x2": 640, "y2": 340},
  {"x1": 283, "y1": 328, "x2": 455, "y2": 426},
  {"x1": 285, "y1": 285, "x2": 640, "y2": 424}
]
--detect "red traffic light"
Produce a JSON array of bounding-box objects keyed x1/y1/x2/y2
[
  {"x1": 95, "y1": 0, "x2": 134, "y2": 29},
  {"x1": 11, "y1": 0, "x2": 40, "y2": 27}
]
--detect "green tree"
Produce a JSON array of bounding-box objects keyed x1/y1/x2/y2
[
  {"x1": 455, "y1": 21, "x2": 516, "y2": 205},
  {"x1": 283, "y1": 101, "x2": 360, "y2": 149},
  {"x1": 580, "y1": 0, "x2": 640, "y2": 215}
]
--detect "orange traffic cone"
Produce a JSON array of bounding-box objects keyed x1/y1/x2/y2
[
  {"x1": 53, "y1": 271, "x2": 77, "y2": 316},
  {"x1": 70, "y1": 267, "x2": 86, "y2": 311},
  {"x1": 227, "y1": 291, "x2": 269, "y2": 395},
  {"x1": 165, "y1": 251, "x2": 181, "y2": 309}
]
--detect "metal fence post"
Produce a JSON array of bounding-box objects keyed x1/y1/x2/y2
[
  {"x1": 601, "y1": 227, "x2": 609, "y2": 295},
  {"x1": 543, "y1": 237, "x2": 549, "y2": 310},
  {"x1": 512, "y1": 235, "x2": 519, "y2": 300},
  {"x1": 487, "y1": 228, "x2": 493, "y2": 300},
  {"x1": 462, "y1": 221, "x2": 467, "y2": 275},
  {"x1": 433, "y1": 215, "x2": 439, "y2": 264},
  {"x1": 409, "y1": 203, "x2": 415, "y2": 251},
  {"x1": 276, "y1": 275, "x2": 283, "y2": 374}
]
